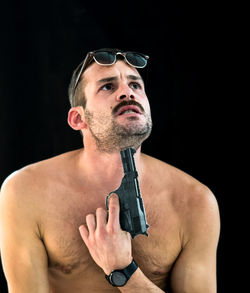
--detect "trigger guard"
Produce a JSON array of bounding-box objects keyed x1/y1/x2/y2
[{"x1": 105, "y1": 192, "x2": 116, "y2": 210}]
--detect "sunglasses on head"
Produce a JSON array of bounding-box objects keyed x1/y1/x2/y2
[{"x1": 73, "y1": 50, "x2": 149, "y2": 96}]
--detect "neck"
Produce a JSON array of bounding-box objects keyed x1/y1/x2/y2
[{"x1": 76, "y1": 143, "x2": 143, "y2": 192}]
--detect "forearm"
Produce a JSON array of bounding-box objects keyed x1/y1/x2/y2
[{"x1": 118, "y1": 268, "x2": 165, "y2": 292}]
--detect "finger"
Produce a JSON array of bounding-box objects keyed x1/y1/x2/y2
[
  {"x1": 79, "y1": 225, "x2": 89, "y2": 243},
  {"x1": 107, "y1": 193, "x2": 120, "y2": 230},
  {"x1": 96, "y1": 207, "x2": 107, "y2": 230},
  {"x1": 86, "y1": 213, "x2": 96, "y2": 235}
]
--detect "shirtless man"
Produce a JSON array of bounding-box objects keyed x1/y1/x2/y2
[{"x1": 0, "y1": 48, "x2": 220, "y2": 292}]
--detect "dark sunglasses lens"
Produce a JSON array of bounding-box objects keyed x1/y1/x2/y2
[
  {"x1": 94, "y1": 51, "x2": 116, "y2": 65},
  {"x1": 126, "y1": 53, "x2": 147, "y2": 68}
]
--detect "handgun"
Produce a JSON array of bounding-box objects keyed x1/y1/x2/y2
[{"x1": 105, "y1": 147, "x2": 149, "y2": 239}]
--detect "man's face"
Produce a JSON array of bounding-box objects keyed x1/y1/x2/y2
[{"x1": 81, "y1": 60, "x2": 152, "y2": 152}]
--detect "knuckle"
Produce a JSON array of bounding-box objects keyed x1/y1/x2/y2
[
  {"x1": 107, "y1": 225, "x2": 116, "y2": 235},
  {"x1": 109, "y1": 205, "x2": 118, "y2": 214},
  {"x1": 88, "y1": 235, "x2": 95, "y2": 244},
  {"x1": 96, "y1": 229, "x2": 106, "y2": 240}
]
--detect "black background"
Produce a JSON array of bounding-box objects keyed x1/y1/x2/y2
[{"x1": 0, "y1": 1, "x2": 239, "y2": 292}]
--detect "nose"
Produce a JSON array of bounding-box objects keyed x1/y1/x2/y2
[
  {"x1": 118, "y1": 94, "x2": 135, "y2": 100},
  {"x1": 116, "y1": 84, "x2": 135, "y2": 101}
]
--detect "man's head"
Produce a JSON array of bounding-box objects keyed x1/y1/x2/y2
[
  {"x1": 67, "y1": 48, "x2": 152, "y2": 153},
  {"x1": 68, "y1": 48, "x2": 149, "y2": 109}
]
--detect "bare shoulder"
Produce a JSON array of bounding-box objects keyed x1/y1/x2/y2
[
  {"x1": 0, "y1": 149, "x2": 81, "y2": 204},
  {"x1": 142, "y1": 153, "x2": 220, "y2": 234},
  {"x1": 141, "y1": 152, "x2": 207, "y2": 191},
  {"x1": 142, "y1": 152, "x2": 218, "y2": 197}
]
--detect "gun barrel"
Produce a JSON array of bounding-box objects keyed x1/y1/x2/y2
[
  {"x1": 121, "y1": 148, "x2": 136, "y2": 173},
  {"x1": 106, "y1": 147, "x2": 149, "y2": 239}
]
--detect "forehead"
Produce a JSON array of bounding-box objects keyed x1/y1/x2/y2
[{"x1": 82, "y1": 60, "x2": 142, "y2": 84}]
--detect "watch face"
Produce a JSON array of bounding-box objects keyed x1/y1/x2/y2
[{"x1": 111, "y1": 271, "x2": 127, "y2": 286}]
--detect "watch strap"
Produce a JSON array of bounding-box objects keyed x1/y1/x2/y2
[
  {"x1": 105, "y1": 259, "x2": 138, "y2": 286},
  {"x1": 121, "y1": 259, "x2": 138, "y2": 279}
]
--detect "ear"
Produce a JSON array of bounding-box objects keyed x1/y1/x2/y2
[{"x1": 67, "y1": 107, "x2": 87, "y2": 131}]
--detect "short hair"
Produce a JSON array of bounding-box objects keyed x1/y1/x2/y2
[
  {"x1": 68, "y1": 61, "x2": 88, "y2": 109},
  {"x1": 68, "y1": 48, "x2": 122, "y2": 109}
]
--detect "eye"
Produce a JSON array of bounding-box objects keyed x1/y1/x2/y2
[
  {"x1": 100, "y1": 83, "x2": 114, "y2": 91},
  {"x1": 130, "y1": 82, "x2": 142, "y2": 90}
]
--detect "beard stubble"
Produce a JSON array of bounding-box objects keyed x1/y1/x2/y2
[{"x1": 84, "y1": 102, "x2": 152, "y2": 153}]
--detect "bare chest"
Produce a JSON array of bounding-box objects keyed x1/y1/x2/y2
[{"x1": 41, "y1": 187, "x2": 181, "y2": 290}]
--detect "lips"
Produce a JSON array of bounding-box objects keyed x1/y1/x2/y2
[{"x1": 116, "y1": 105, "x2": 142, "y2": 116}]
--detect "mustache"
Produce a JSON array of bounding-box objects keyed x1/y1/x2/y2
[{"x1": 112, "y1": 100, "x2": 145, "y2": 115}]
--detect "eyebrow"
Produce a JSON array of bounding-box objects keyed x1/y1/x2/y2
[
  {"x1": 127, "y1": 75, "x2": 143, "y2": 81},
  {"x1": 96, "y1": 75, "x2": 143, "y2": 85}
]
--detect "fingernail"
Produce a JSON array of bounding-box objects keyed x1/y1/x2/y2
[{"x1": 109, "y1": 193, "x2": 118, "y2": 201}]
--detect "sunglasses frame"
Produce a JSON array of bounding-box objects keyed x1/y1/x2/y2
[{"x1": 73, "y1": 50, "x2": 149, "y2": 97}]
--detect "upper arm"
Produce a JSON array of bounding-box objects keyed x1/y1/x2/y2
[
  {"x1": 170, "y1": 187, "x2": 220, "y2": 293},
  {"x1": 0, "y1": 172, "x2": 50, "y2": 293}
]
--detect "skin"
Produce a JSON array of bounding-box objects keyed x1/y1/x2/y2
[{"x1": 0, "y1": 60, "x2": 220, "y2": 292}]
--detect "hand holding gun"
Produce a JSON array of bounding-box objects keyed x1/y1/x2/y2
[{"x1": 106, "y1": 148, "x2": 149, "y2": 239}]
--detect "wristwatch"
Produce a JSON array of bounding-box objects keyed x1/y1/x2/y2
[{"x1": 105, "y1": 260, "x2": 138, "y2": 287}]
